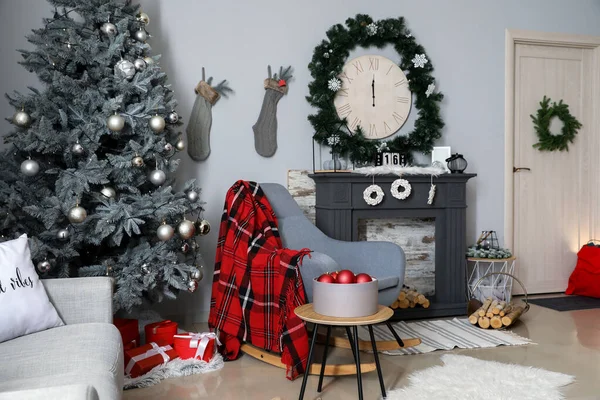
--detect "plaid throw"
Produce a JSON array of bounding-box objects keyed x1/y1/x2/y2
[{"x1": 208, "y1": 181, "x2": 311, "y2": 380}]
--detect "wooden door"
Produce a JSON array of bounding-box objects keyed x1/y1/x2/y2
[{"x1": 506, "y1": 31, "x2": 600, "y2": 293}]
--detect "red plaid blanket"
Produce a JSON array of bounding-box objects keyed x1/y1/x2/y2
[{"x1": 208, "y1": 181, "x2": 311, "y2": 380}]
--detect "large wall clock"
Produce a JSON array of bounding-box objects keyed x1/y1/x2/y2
[{"x1": 333, "y1": 55, "x2": 412, "y2": 139}]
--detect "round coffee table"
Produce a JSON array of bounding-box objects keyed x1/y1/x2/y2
[{"x1": 295, "y1": 304, "x2": 393, "y2": 400}]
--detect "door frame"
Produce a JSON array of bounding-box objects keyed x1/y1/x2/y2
[{"x1": 504, "y1": 29, "x2": 600, "y2": 250}]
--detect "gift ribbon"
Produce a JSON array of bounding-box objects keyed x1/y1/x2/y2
[
  {"x1": 186, "y1": 333, "x2": 220, "y2": 360},
  {"x1": 125, "y1": 342, "x2": 172, "y2": 375}
]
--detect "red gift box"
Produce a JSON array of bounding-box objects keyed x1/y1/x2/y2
[
  {"x1": 173, "y1": 332, "x2": 219, "y2": 362},
  {"x1": 124, "y1": 342, "x2": 178, "y2": 378},
  {"x1": 145, "y1": 320, "x2": 178, "y2": 345},
  {"x1": 114, "y1": 318, "x2": 140, "y2": 349}
]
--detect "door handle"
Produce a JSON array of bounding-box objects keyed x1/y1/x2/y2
[{"x1": 513, "y1": 167, "x2": 531, "y2": 173}]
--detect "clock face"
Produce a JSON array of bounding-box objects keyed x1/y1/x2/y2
[{"x1": 333, "y1": 55, "x2": 412, "y2": 140}]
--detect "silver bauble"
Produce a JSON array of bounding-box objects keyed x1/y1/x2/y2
[
  {"x1": 149, "y1": 169, "x2": 166, "y2": 186},
  {"x1": 37, "y1": 260, "x2": 51, "y2": 274},
  {"x1": 13, "y1": 110, "x2": 31, "y2": 128},
  {"x1": 190, "y1": 268, "x2": 203, "y2": 281},
  {"x1": 100, "y1": 186, "x2": 117, "y2": 199},
  {"x1": 133, "y1": 58, "x2": 146, "y2": 71},
  {"x1": 137, "y1": 12, "x2": 150, "y2": 25},
  {"x1": 187, "y1": 279, "x2": 198, "y2": 293},
  {"x1": 180, "y1": 242, "x2": 190, "y2": 253},
  {"x1": 143, "y1": 56, "x2": 154, "y2": 65},
  {"x1": 196, "y1": 219, "x2": 211, "y2": 236},
  {"x1": 149, "y1": 115, "x2": 166, "y2": 133},
  {"x1": 175, "y1": 138, "x2": 185, "y2": 151},
  {"x1": 177, "y1": 219, "x2": 196, "y2": 240},
  {"x1": 157, "y1": 222, "x2": 174, "y2": 241},
  {"x1": 20, "y1": 159, "x2": 40, "y2": 176},
  {"x1": 167, "y1": 111, "x2": 179, "y2": 124},
  {"x1": 68, "y1": 205, "x2": 87, "y2": 223},
  {"x1": 100, "y1": 22, "x2": 118, "y2": 36},
  {"x1": 107, "y1": 113, "x2": 125, "y2": 132},
  {"x1": 164, "y1": 143, "x2": 173, "y2": 152},
  {"x1": 57, "y1": 228, "x2": 69, "y2": 241},
  {"x1": 114, "y1": 59, "x2": 136, "y2": 80},
  {"x1": 133, "y1": 28, "x2": 148, "y2": 42},
  {"x1": 132, "y1": 156, "x2": 144, "y2": 167},
  {"x1": 141, "y1": 263, "x2": 151, "y2": 274},
  {"x1": 71, "y1": 142, "x2": 85, "y2": 155},
  {"x1": 186, "y1": 190, "x2": 199, "y2": 202}
]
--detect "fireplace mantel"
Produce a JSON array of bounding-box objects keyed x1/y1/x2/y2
[{"x1": 310, "y1": 172, "x2": 476, "y2": 319}]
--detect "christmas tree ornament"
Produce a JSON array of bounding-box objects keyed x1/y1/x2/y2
[
  {"x1": 253, "y1": 65, "x2": 293, "y2": 158},
  {"x1": 196, "y1": 219, "x2": 211, "y2": 236},
  {"x1": 133, "y1": 28, "x2": 148, "y2": 42},
  {"x1": 186, "y1": 190, "x2": 199, "y2": 202},
  {"x1": 133, "y1": 58, "x2": 146, "y2": 71},
  {"x1": 427, "y1": 183, "x2": 436, "y2": 205},
  {"x1": 141, "y1": 263, "x2": 151, "y2": 274},
  {"x1": 327, "y1": 77, "x2": 342, "y2": 92},
  {"x1": 132, "y1": 155, "x2": 144, "y2": 167},
  {"x1": 177, "y1": 219, "x2": 196, "y2": 239},
  {"x1": 12, "y1": 108, "x2": 31, "y2": 128},
  {"x1": 100, "y1": 186, "x2": 117, "y2": 199},
  {"x1": 57, "y1": 228, "x2": 69, "y2": 241},
  {"x1": 36, "y1": 259, "x2": 51, "y2": 274},
  {"x1": 20, "y1": 158, "x2": 40, "y2": 176},
  {"x1": 175, "y1": 137, "x2": 185, "y2": 151},
  {"x1": 412, "y1": 53, "x2": 428, "y2": 68},
  {"x1": 180, "y1": 242, "x2": 190, "y2": 253},
  {"x1": 187, "y1": 67, "x2": 233, "y2": 161},
  {"x1": 190, "y1": 268, "x2": 203, "y2": 282},
  {"x1": 71, "y1": 142, "x2": 85, "y2": 155},
  {"x1": 114, "y1": 59, "x2": 136, "y2": 80},
  {"x1": 391, "y1": 179, "x2": 412, "y2": 200},
  {"x1": 68, "y1": 204, "x2": 87, "y2": 223},
  {"x1": 167, "y1": 111, "x2": 179, "y2": 124},
  {"x1": 143, "y1": 56, "x2": 154, "y2": 65},
  {"x1": 107, "y1": 112, "x2": 125, "y2": 132},
  {"x1": 137, "y1": 12, "x2": 150, "y2": 25},
  {"x1": 163, "y1": 143, "x2": 173, "y2": 152},
  {"x1": 100, "y1": 22, "x2": 117, "y2": 36},
  {"x1": 157, "y1": 221, "x2": 174, "y2": 241},
  {"x1": 149, "y1": 114, "x2": 166, "y2": 133},
  {"x1": 148, "y1": 169, "x2": 166, "y2": 186},
  {"x1": 187, "y1": 279, "x2": 198, "y2": 293}
]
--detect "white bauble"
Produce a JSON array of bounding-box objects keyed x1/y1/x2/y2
[
  {"x1": 68, "y1": 205, "x2": 87, "y2": 223},
  {"x1": 13, "y1": 110, "x2": 31, "y2": 128},
  {"x1": 157, "y1": 223, "x2": 174, "y2": 241},
  {"x1": 133, "y1": 28, "x2": 148, "y2": 42},
  {"x1": 132, "y1": 156, "x2": 144, "y2": 167},
  {"x1": 186, "y1": 190, "x2": 199, "y2": 202},
  {"x1": 177, "y1": 219, "x2": 196, "y2": 239},
  {"x1": 100, "y1": 186, "x2": 116, "y2": 199},
  {"x1": 57, "y1": 228, "x2": 69, "y2": 241},
  {"x1": 149, "y1": 115, "x2": 166, "y2": 133},
  {"x1": 133, "y1": 58, "x2": 146, "y2": 71},
  {"x1": 114, "y1": 59, "x2": 136, "y2": 80},
  {"x1": 175, "y1": 138, "x2": 185, "y2": 151},
  {"x1": 148, "y1": 169, "x2": 166, "y2": 186},
  {"x1": 20, "y1": 159, "x2": 40, "y2": 176},
  {"x1": 107, "y1": 113, "x2": 125, "y2": 132},
  {"x1": 100, "y1": 22, "x2": 118, "y2": 37},
  {"x1": 71, "y1": 142, "x2": 85, "y2": 155}
]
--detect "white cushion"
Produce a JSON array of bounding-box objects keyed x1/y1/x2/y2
[{"x1": 0, "y1": 234, "x2": 64, "y2": 343}]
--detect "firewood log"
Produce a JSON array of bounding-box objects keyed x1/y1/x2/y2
[
  {"x1": 477, "y1": 298, "x2": 494, "y2": 317},
  {"x1": 398, "y1": 299, "x2": 410, "y2": 309},
  {"x1": 398, "y1": 291, "x2": 406, "y2": 301},
  {"x1": 490, "y1": 316, "x2": 503, "y2": 329},
  {"x1": 391, "y1": 300, "x2": 399, "y2": 309},
  {"x1": 493, "y1": 301, "x2": 506, "y2": 315},
  {"x1": 422, "y1": 299, "x2": 430, "y2": 308},
  {"x1": 500, "y1": 304, "x2": 513, "y2": 317},
  {"x1": 478, "y1": 316, "x2": 490, "y2": 329},
  {"x1": 487, "y1": 300, "x2": 499, "y2": 318},
  {"x1": 417, "y1": 294, "x2": 426, "y2": 304},
  {"x1": 502, "y1": 305, "x2": 525, "y2": 327},
  {"x1": 409, "y1": 300, "x2": 416, "y2": 308}
]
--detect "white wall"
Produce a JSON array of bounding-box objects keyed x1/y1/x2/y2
[{"x1": 2, "y1": 0, "x2": 600, "y2": 322}]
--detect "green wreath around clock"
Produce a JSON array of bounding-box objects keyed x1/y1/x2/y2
[
  {"x1": 531, "y1": 96, "x2": 582, "y2": 152},
  {"x1": 306, "y1": 14, "x2": 444, "y2": 164}
]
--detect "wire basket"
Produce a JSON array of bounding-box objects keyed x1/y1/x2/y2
[
  {"x1": 467, "y1": 258, "x2": 515, "y2": 303},
  {"x1": 467, "y1": 272, "x2": 529, "y2": 316}
]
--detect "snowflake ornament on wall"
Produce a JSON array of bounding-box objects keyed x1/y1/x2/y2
[
  {"x1": 366, "y1": 23, "x2": 378, "y2": 36},
  {"x1": 327, "y1": 77, "x2": 342, "y2": 91},
  {"x1": 412, "y1": 54, "x2": 428, "y2": 68},
  {"x1": 426, "y1": 83, "x2": 435, "y2": 98}
]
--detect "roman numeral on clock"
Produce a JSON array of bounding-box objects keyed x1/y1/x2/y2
[
  {"x1": 369, "y1": 58, "x2": 379, "y2": 71},
  {"x1": 337, "y1": 103, "x2": 352, "y2": 117},
  {"x1": 338, "y1": 88, "x2": 349, "y2": 97},
  {"x1": 392, "y1": 112, "x2": 405, "y2": 124},
  {"x1": 369, "y1": 124, "x2": 378, "y2": 137},
  {"x1": 384, "y1": 122, "x2": 392, "y2": 134},
  {"x1": 395, "y1": 79, "x2": 407, "y2": 87},
  {"x1": 350, "y1": 117, "x2": 361, "y2": 131},
  {"x1": 352, "y1": 60, "x2": 364, "y2": 74},
  {"x1": 341, "y1": 71, "x2": 354, "y2": 84},
  {"x1": 397, "y1": 96, "x2": 409, "y2": 103}
]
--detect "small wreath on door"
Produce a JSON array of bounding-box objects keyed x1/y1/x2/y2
[
  {"x1": 391, "y1": 179, "x2": 412, "y2": 200},
  {"x1": 531, "y1": 96, "x2": 582, "y2": 152},
  {"x1": 363, "y1": 184, "x2": 384, "y2": 206}
]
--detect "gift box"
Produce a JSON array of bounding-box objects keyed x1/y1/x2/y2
[
  {"x1": 174, "y1": 332, "x2": 219, "y2": 362},
  {"x1": 114, "y1": 318, "x2": 140, "y2": 349},
  {"x1": 145, "y1": 320, "x2": 178, "y2": 345},
  {"x1": 124, "y1": 342, "x2": 178, "y2": 378}
]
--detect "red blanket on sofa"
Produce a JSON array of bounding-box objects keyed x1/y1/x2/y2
[{"x1": 208, "y1": 180, "x2": 311, "y2": 380}]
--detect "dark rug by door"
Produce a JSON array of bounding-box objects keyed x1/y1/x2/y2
[{"x1": 528, "y1": 296, "x2": 600, "y2": 311}]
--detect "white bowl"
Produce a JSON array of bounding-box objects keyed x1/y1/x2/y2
[{"x1": 313, "y1": 278, "x2": 378, "y2": 318}]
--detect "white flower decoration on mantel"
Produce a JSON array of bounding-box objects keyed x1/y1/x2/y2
[
  {"x1": 327, "y1": 135, "x2": 340, "y2": 146},
  {"x1": 327, "y1": 77, "x2": 342, "y2": 91},
  {"x1": 366, "y1": 23, "x2": 378, "y2": 36},
  {"x1": 412, "y1": 54, "x2": 428, "y2": 68},
  {"x1": 363, "y1": 184, "x2": 384, "y2": 206},
  {"x1": 376, "y1": 142, "x2": 389, "y2": 152},
  {"x1": 426, "y1": 83, "x2": 436, "y2": 98},
  {"x1": 391, "y1": 179, "x2": 412, "y2": 200}
]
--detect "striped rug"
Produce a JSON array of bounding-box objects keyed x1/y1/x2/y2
[{"x1": 361, "y1": 318, "x2": 533, "y2": 355}]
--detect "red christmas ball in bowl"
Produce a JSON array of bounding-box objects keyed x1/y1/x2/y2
[
  {"x1": 330, "y1": 271, "x2": 338, "y2": 281},
  {"x1": 317, "y1": 273, "x2": 335, "y2": 283},
  {"x1": 336, "y1": 269, "x2": 356, "y2": 284},
  {"x1": 355, "y1": 273, "x2": 373, "y2": 283}
]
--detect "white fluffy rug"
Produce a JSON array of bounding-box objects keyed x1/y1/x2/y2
[{"x1": 387, "y1": 355, "x2": 574, "y2": 400}]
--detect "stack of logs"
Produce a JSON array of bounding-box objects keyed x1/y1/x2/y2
[
  {"x1": 468, "y1": 298, "x2": 525, "y2": 329},
  {"x1": 391, "y1": 287, "x2": 430, "y2": 309}
]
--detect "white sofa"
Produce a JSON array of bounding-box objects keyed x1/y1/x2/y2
[{"x1": 0, "y1": 277, "x2": 123, "y2": 399}]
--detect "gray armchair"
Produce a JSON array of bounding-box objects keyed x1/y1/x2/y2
[{"x1": 261, "y1": 183, "x2": 405, "y2": 306}]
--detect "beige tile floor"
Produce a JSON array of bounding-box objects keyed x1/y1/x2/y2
[{"x1": 124, "y1": 304, "x2": 600, "y2": 400}]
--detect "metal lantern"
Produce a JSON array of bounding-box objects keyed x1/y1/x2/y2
[{"x1": 445, "y1": 153, "x2": 468, "y2": 174}]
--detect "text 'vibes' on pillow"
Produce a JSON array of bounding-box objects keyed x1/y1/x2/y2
[{"x1": 0, "y1": 234, "x2": 64, "y2": 343}]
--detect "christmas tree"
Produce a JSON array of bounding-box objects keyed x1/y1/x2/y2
[{"x1": 0, "y1": 0, "x2": 207, "y2": 312}]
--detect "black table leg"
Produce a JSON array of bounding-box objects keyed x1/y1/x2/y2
[
  {"x1": 385, "y1": 321, "x2": 405, "y2": 347},
  {"x1": 317, "y1": 325, "x2": 331, "y2": 393},
  {"x1": 345, "y1": 327, "x2": 357, "y2": 363},
  {"x1": 299, "y1": 323, "x2": 320, "y2": 400},
  {"x1": 368, "y1": 325, "x2": 386, "y2": 399},
  {"x1": 352, "y1": 325, "x2": 363, "y2": 400}
]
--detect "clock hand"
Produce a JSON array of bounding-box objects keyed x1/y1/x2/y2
[{"x1": 372, "y1": 75, "x2": 375, "y2": 107}]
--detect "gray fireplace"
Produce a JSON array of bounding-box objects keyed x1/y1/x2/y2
[{"x1": 310, "y1": 172, "x2": 476, "y2": 320}]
